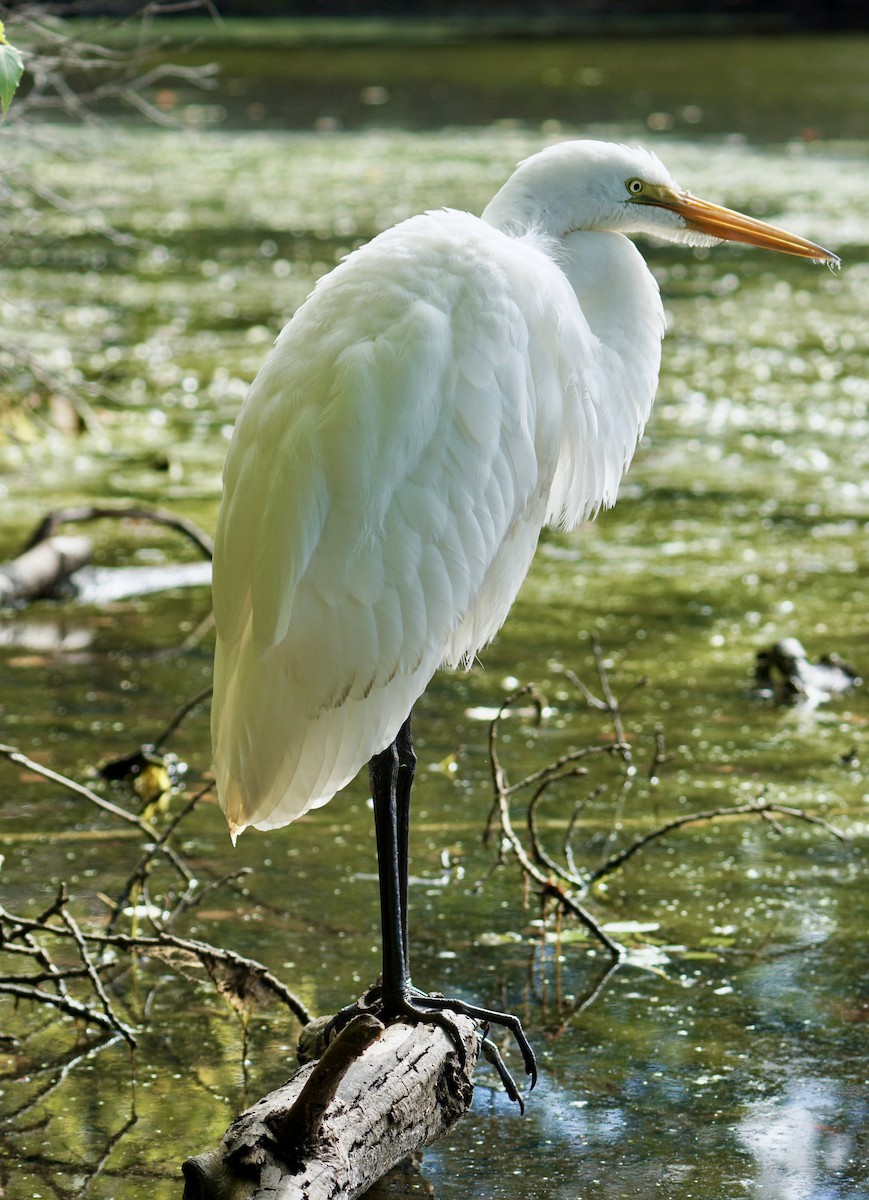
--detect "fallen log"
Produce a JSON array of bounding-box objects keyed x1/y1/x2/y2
[
  {"x1": 0, "y1": 534, "x2": 93, "y2": 606},
  {"x1": 181, "y1": 1012, "x2": 479, "y2": 1200}
]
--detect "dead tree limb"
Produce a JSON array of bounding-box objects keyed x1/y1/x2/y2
[
  {"x1": 181, "y1": 1013, "x2": 479, "y2": 1200},
  {"x1": 152, "y1": 685, "x2": 214, "y2": 753},
  {"x1": 0, "y1": 980, "x2": 124, "y2": 1032},
  {"x1": 0, "y1": 742, "x2": 194, "y2": 885},
  {"x1": 0, "y1": 902, "x2": 313, "y2": 1030}
]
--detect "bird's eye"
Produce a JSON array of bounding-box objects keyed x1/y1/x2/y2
[{"x1": 626, "y1": 178, "x2": 645, "y2": 196}]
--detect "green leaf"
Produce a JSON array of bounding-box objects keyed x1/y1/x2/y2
[{"x1": 0, "y1": 39, "x2": 24, "y2": 118}]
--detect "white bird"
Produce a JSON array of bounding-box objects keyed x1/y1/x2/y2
[{"x1": 211, "y1": 139, "x2": 837, "y2": 1090}]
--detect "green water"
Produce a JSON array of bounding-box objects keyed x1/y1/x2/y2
[{"x1": 1, "y1": 27, "x2": 868, "y2": 1200}]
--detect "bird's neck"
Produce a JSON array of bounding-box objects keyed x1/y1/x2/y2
[
  {"x1": 547, "y1": 230, "x2": 667, "y2": 523},
  {"x1": 559, "y1": 229, "x2": 665, "y2": 374}
]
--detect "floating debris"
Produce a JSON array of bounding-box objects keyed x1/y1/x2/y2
[
  {"x1": 99, "y1": 744, "x2": 187, "y2": 815},
  {"x1": 753, "y1": 637, "x2": 861, "y2": 707}
]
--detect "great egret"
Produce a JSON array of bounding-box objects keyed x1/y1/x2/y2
[{"x1": 211, "y1": 139, "x2": 837, "y2": 1091}]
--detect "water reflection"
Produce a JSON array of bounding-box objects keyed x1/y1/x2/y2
[
  {"x1": 0, "y1": 618, "x2": 93, "y2": 653},
  {"x1": 740, "y1": 1077, "x2": 866, "y2": 1200}
]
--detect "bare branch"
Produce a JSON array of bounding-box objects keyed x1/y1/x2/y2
[
  {"x1": 0, "y1": 980, "x2": 122, "y2": 1033},
  {"x1": 484, "y1": 716, "x2": 622, "y2": 960},
  {"x1": 587, "y1": 799, "x2": 848, "y2": 886},
  {"x1": 107, "y1": 781, "x2": 213, "y2": 933},
  {"x1": 564, "y1": 784, "x2": 604, "y2": 878},
  {"x1": 58, "y1": 899, "x2": 137, "y2": 1046},
  {"x1": 505, "y1": 742, "x2": 627, "y2": 799},
  {"x1": 1, "y1": 901, "x2": 312, "y2": 1028},
  {"x1": 0, "y1": 743, "x2": 150, "y2": 827},
  {"x1": 164, "y1": 867, "x2": 252, "y2": 929},
  {"x1": 526, "y1": 767, "x2": 589, "y2": 886},
  {"x1": 480, "y1": 653, "x2": 850, "y2": 991},
  {"x1": 22, "y1": 504, "x2": 214, "y2": 560},
  {"x1": 152, "y1": 686, "x2": 213, "y2": 753}
]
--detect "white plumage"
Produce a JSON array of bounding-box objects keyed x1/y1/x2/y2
[{"x1": 211, "y1": 139, "x2": 837, "y2": 840}]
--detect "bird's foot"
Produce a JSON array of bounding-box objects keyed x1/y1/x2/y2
[
  {"x1": 325, "y1": 982, "x2": 536, "y2": 1103},
  {"x1": 325, "y1": 983, "x2": 467, "y2": 1067},
  {"x1": 416, "y1": 991, "x2": 537, "y2": 1092}
]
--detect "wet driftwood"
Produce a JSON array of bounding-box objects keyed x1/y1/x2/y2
[{"x1": 181, "y1": 1012, "x2": 479, "y2": 1200}]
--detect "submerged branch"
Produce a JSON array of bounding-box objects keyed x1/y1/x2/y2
[
  {"x1": 1, "y1": 901, "x2": 312, "y2": 1030},
  {"x1": 0, "y1": 535, "x2": 94, "y2": 606},
  {"x1": 106, "y1": 780, "x2": 214, "y2": 933},
  {"x1": 487, "y1": 715, "x2": 623, "y2": 960},
  {"x1": 105, "y1": 931, "x2": 312, "y2": 1026},
  {"x1": 57, "y1": 896, "x2": 137, "y2": 1045},
  {"x1": 0, "y1": 712, "x2": 309, "y2": 1048},
  {"x1": 152, "y1": 686, "x2": 213, "y2": 753},
  {"x1": 0, "y1": 980, "x2": 123, "y2": 1033}
]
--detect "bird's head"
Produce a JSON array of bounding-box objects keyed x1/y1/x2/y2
[{"x1": 482, "y1": 139, "x2": 839, "y2": 267}]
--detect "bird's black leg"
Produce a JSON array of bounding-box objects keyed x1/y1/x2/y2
[
  {"x1": 328, "y1": 716, "x2": 415, "y2": 1027},
  {"x1": 328, "y1": 712, "x2": 538, "y2": 1095},
  {"x1": 394, "y1": 713, "x2": 414, "y2": 971},
  {"x1": 376, "y1": 715, "x2": 538, "y2": 1089},
  {"x1": 370, "y1": 718, "x2": 410, "y2": 1008},
  {"x1": 369, "y1": 716, "x2": 468, "y2": 1058}
]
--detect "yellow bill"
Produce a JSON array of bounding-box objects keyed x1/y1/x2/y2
[{"x1": 640, "y1": 183, "x2": 839, "y2": 266}]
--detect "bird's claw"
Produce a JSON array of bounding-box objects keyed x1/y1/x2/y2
[
  {"x1": 388, "y1": 991, "x2": 469, "y2": 1070},
  {"x1": 419, "y1": 993, "x2": 537, "y2": 1090},
  {"x1": 479, "y1": 1028, "x2": 525, "y2": 1114}
]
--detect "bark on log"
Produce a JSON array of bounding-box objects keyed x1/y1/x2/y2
[
  {"x1": 0, "y1": 535, "x2": 93, "y2": 606},
  {"x1": 181, "y1": 1012, "x2": 480, "y2": 1200}
]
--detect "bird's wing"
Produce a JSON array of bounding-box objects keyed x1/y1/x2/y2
[{"x1": 211, "y1": 211, "x2": 584, "y2": 834}]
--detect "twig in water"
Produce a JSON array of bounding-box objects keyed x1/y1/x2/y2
[
  {"x1": 0, "y1": 980, "x2": 123, "y2": 1034},
  {"x1": 480, "y1": 651, "x2": 851, "y2": 1001},
  {"x1": 106, "y1": 781, "x2": 213, "y2": 933},
  {"x1": 152, "y1": 686, "x2": 213, "y2": 753},
  {"x1": 2, "y1": 902, "x2": 312, "y2": 1033},
  {"x1": 485, "y1": 710, "x2": 623, "y2": 960}
]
